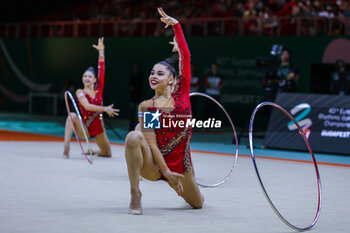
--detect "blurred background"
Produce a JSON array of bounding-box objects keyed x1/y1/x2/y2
[{"x1": 1, "y1": 0, "x2": 350, "y2": 154}]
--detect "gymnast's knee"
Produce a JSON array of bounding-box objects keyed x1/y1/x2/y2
[
  {"x1": 125, "y1": 131, "x2": 143, "y2": 149},
  {"x1": 190, "y1": 195, "x2": 204, "y2": 209},
  {"x1": 68, "y1": 113, "x2": 78, "y2": 120},
  {"x1": 191, "y1": 200, "x2": 203, "y2": 209}
]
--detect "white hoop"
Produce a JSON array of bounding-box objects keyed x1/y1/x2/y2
[
  {"x1": 64, "y1": 91, "x2": 93, "y2": 164},
  {"x1": 189, "y1": 92, "x2": 239, "y2": 188},
  {"x1": 249, "y1": 102, "x2": 322, "y2": 231}
]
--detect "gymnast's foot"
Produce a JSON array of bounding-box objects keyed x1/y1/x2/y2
[
  {"x1": 63, "y1": 147, "x2": 70, "y2": 159},
  {"x1": 95, "y1": 149, "x2": 111, "y2": 157},
  {"x1": 129, "y1": 188, "x2": 142, "y2": 215}
]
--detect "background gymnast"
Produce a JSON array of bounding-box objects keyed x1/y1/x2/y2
[
  {"x1": 63, "y1": 37, "x2": 119, "y2": 158},
  {"x1": 124, "y1": 8, "x2": 204, "y2": 215}
]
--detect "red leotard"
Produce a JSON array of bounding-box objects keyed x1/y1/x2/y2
[
  {"x1": 147, "y1": 23, "x2": 192, "y2": 175},
  {"x1": 78, "y1": 60, "x2": 105, "y2": 137}
]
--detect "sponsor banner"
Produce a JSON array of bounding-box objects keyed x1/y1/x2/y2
[{"x1": 264, "y1": 93, "x2": 350, "y2": 155}]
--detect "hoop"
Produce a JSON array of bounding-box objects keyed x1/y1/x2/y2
[
  {"x1": 64, "y1": 91, "x2": 93, "y2": 164},
  {"x1": 249, "y1": 101, "x2": 322, "y2": 231},
  {"x1": 189, "y1": 92, "x2": 239, "y2": 188}
]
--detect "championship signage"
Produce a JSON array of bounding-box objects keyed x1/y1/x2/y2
[{"x1": 264, "y1": 93, "x2": 350, "y2": 155}]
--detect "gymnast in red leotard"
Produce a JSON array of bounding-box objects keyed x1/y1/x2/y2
[
  {"x1": 124, "y1": 8, "x2": 203, "y2": 215},
  {"x1": 63, "y1": 37, "x2": 119, "y2": 158}
]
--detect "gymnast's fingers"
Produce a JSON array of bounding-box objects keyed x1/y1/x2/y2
[
  {"x1": 177, "y1": 182, "x2": 184, "y2": 195},
  {"x1": 158, "y1": 7, "x2": 167, "y2": 18},
  {"x1": 173, "y1": 172, "x2": 185, "y2": 179},
  {"x1": 160, "y1": 18, "x2": 167, "y2": 24},
  {"x1": 159, "y1": 8, "x2": 168, "y2": 17},
  {"x1": 157, "y1": 7, "x2": 163, "y2": 16}
]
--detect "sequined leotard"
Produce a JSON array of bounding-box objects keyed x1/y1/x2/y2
[
  {"x1": 78, "y1": 60, "x2": 105, "y2": 137},
  {"x1": 146, "y1": 22, "x2": 192, "y2": 175}
]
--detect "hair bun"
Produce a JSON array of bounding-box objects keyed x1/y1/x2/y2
[
  {"x1": 156, "y1": 53, "x2": 179, "y2": 78},
  {"x1": 164, "y1": 53, "x2": 179, "y2": 67},
  {"x1": 85, "y1": 66, "x2": 96, "y2": 77}
]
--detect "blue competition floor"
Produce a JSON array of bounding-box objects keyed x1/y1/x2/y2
[{"x1": 1, "y1": 113, "x2": 350, "y2": 166}]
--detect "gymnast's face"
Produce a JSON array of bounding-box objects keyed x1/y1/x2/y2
[
  {"x1": 82, "y1": 71, "x2": 96, "y2": 87},
  {"x1": 149, "y1": 64, "x2": 174, "y2": 90}
]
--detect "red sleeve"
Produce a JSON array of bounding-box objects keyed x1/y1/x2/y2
[
  {"x1": 95, "y1": 60, "x2": 105, "y2": 98},
  {"x1": 173, "y1": 23, "x2": 191, "y2": 95}
]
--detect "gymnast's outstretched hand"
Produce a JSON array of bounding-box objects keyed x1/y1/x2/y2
[
  {"x1": 157, "y1": 7, "x2": 178, "y2": 28},
  {"x1": 104, "y1": 104, "x2": 120, "y2": 117}
]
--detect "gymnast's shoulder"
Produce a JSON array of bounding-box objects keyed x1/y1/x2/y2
[
  {"x1": 138, "y1": 99, "x2": 153, "y2": 111},
  {"x1": 76, "y1": 89, "x2": 85, "y2": 99}
]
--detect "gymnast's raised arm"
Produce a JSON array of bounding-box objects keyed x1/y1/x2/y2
[
  {"x1": 158, "y1": 7, "x2": 191, "y2": 95},
  {"x1": 92, "y1": 37, "x2": 105, "y2": 96}
]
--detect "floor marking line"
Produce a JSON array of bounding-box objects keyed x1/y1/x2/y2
[{"x1": 1, "y1": 129, "x2": 349, "y2": 168}]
